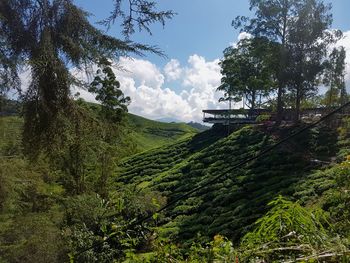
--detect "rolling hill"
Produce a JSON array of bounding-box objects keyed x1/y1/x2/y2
[
  {"x1": 0, "y1": 101, "x2": 199, "y2": 156},
  {"x1": 125, "y1": 113, "x2": 198, "y2": 152}
]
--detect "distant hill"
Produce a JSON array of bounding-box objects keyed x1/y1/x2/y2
[
  {"x1": 126, "y1": 113, "x2": 198, "y2": 152},
  {"x1": 156, "y1": 117, "x2": 182, "y2": 123},
  {"x1": 186, "y1": 121, "x2": 210, "y2": 131},
  {"x1": 156, "y1": 117, "x2": 210, "y2": 132}
]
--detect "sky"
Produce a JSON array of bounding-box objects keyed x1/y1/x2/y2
[{"x1": 70, "y1": 0, "x2": 350, "y2": 123}]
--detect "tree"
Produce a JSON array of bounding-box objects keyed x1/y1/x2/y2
[
  {"x1": 233, "y1": 0, "x2": 302, "y2": 123},
  {"x1": 323, "y1": 46, "x2": 347, "y2": 107},
  {"x1": 234, "y1": 0, "x2": 341, "y2": 123},
  {"x1": 88, "y1": 58, "x2": 130, "y2": 197},
  {"x1": 286, "y1": 0, "x2": 338, "y2": 122},
  {"x1": 89, "y1": 58, "x2": 131, "y2": 123},
  {"x1": 219, "y1": 37, "x2": 277, "y2": 110},
  {"x1": 0, "y1": 0, "x2": 173, "y2": 157}
]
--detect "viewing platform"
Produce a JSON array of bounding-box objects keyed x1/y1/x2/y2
[{"x1": 202, "y1": 107, "x2": 345, "y2": 125}]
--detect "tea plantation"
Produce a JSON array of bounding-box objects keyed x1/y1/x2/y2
[{"x1": 117, "y1": 122, "x2": 347, "y2": 244}]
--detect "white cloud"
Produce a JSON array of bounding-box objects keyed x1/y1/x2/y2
[
  {"x1": 238, "y1": 32, "x2": 252, "y2": 41},
  {"x1": 116, "y1": 55, "x2": 224, "y2": 122},
  {"x1": 229, "y1": 31, "x2": 252, "y2": 47},
  {"x1": 118, "y1": 57, "x2": 165, "y2": 89},
  {"x1": 164, "y1": 59, "x2": 182, "y2": 81},
  {"x1": 180, "y1": 55, "x2": 223, "y2": 119},
  {"x1": 69, "y1": 54, "x2": 238, "y2": 122}
]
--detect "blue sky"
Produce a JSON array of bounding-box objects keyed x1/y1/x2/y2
[
  {"x1": 73, "y1": 0, "x2": 350, "y2": 122},
  {"x1": 75, "y1": 0, "x2": 350, "y2": 64}
]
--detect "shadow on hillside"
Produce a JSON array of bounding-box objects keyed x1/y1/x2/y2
[{"x1": 186, "y1": 127, "x2": 227, "y2": 152}]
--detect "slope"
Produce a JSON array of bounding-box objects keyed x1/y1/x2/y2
[
  {"x1": 0, "y1": 101, "x2": 199, "y2": 156},
  {"x1": 116, "y1": 123, "x2": 341, "y2": 244},
  {"x1": 125, "y1": 113, "x2": 198, "y2": 152}
]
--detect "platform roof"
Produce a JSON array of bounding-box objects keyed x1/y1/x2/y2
[{"x1": 202, "y1": 109, "x2": 270, "y2": 114}]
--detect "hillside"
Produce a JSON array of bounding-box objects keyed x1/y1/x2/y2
[
  {"x1": 116, "y1": 122, "x2": 347, "y2": 244},
  {"x1": 2, "y1": 110, "x2": 350, "y2": 262},
  {"x1": 125, "y1": 113, "x2": 198, "y2": 152},
  {"x1": 0, "y1": 102, "x2": 199, "y2": 156}
]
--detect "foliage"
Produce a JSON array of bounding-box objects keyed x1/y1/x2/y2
[
  {"x1": 255, "y1": 114, "x2": 271, "y2": 123},
  {"x1": 233, "y1": 0, "x2": 301, "y2": 121},
  {"x1": 103, "y1": 0, "x2": 175, "y2": 37},
  {"x1": 231, "y1": 0, "x2": 342, "y2": 122},
  {"x1": 88, "y1": 58, "x2": 131, "y2": 197},
  {"x1": 285, "y1": 0, "x2": 339, "y2": 121},
  {"x1": 0, "y1": 157, "x2": 67, "y2": 262},
  {"x1": 337, "y1": 117, "x2": 350, "y2": 160},
  {"x1": 2, "y1": 112, "x2": 350, "y2": 261},
  {"x1": 125, "y1": 234, "x2": 236, "y2": 263},
  {"x1": 239, "y1": 196, "x2": 338, "y2": 262},
  {"x1": 89, "y1": 58, "x2": 130, "y2": 123},
  {"x1": 0, "y1": 213, "x2": 68, "y2": 263},
  {"x1": 0, "y1": 0, "x2": 172, "y2": 158},
  {"x1": 0, "y1": 108, "x2": 198, "y2": 262},
  {"x1": 219, "y1": 37, "x2": 277, "y2": 109},
  {"x1": 323, "y1": 47, "x2": 347, "y2": 107},
  {"x1": 63, "y1": 188, "x2": 166, "y2": 263}
]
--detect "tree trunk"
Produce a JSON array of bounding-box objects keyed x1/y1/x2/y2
[
  {"x1": 294, "y1": 85, "x2": 301, "y2": 123},
  {"x1": 276, "y1": 12, "x2": 288, "y2": 125},
  {"x1": 340, "y1": 84, "x2": 347, "y2": 106},
  {"x1": 276, "y1": 84, "x2": 284, "y2": 124},
  {"x1": 251, "y1": 90, "x2": 256, "y2": 111}
]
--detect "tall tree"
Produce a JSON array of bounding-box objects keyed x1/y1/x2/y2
[
  {"x1": 234, "y1": 0, "x2": 340, "y2": 123},
  {"x1": 0, "y1": 0, "x2": 173, "y2": 157},
  {"x1": 233, "y1": 0, "x2": 301, "y2": 122},
  {"x1": 286, "y1": 0, "x2": 338, "y2": 121},
  {"x1": 323, "y1": 46, "x2": 347, "y2": 107},
  {"x1": 219, "y1": 37, "x2": 277, "y2": 110},
  {"x1": 88, "y1": 58, "x2": 130, "y2": 197}
]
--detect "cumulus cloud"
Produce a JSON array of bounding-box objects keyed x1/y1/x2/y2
[
  {"x1": 117, "y1": 55, "x2": 223, "y2": 122},
  {"x1": 118, "y1": 57, "x2": 165, "y2": 89},
  {"x1": 181, "y1": 55, "x2": 223, "y2": 119},
  {"x1": 164, "y1": 59, "x2": 182, "y2": 81},
  {"x1": 73, "y1": 55, "x2": 224, "y2": 122}
]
